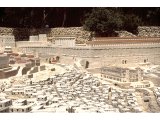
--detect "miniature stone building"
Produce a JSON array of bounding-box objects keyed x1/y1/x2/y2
[
  {"x1": 11, "y1": 85, "x2": 26, "y2": 95},
  {"x1": 9, "y1": 104, "x2": 32, "y2": 113},
  {"x1": 0, "y1": 99, "x2": 12, "y2": 112},
  {"x1": 36, "y1": 95, "x2": 49, "y2": 106},
  {"x1": 29, "y1": 36, "x2": 39, "y2": 42},
  {"x1": 4, "y1": 46, "x2": 13, "y2": 54},
  {"x1": 0, "y1": 54, "x2": 9, "y2": 69},
  {"x1": 101, "y1": 67, "x2": 143, "y2": 82}
]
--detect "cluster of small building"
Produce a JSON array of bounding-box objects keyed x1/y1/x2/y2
[
  {"x1": 0, "y1": 64, "x2": 143, "y2": 113},
  {"x1": 0, "y1": 48, "x2": 42, "y2": 79}
]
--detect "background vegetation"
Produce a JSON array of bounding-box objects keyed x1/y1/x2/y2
[{"x1": 0, "y1": 7, "x2": 160, "y2": 36}]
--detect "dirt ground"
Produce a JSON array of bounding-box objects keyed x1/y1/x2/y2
[
  {"x1": 144, "y1": 74, "x2": 160, "y2": 87},
  {"x1": 135, "y1": 89, "x2": 160, "y2": 113}
]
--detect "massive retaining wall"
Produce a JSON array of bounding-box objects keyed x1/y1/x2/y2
[
  {"x1": 18, "y1": 42, "x2": 160, "y2": 67},
  {"x1": 138, "y1": 26, "x2": 160, "y2": 37},
  {"x1": 48, "y1": 27, "x2": 91, "y2": 44},
  {"x1": 114, "y1": 26, "x2": 160, "y2": 37},
  {"x1": 0, "y1": 27, "x2": 91, "y2": 43},
  {"x1": 1, "y1": 26, "x2": 160, "y2": 41}
]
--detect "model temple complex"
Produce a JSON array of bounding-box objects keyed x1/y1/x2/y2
[{"x1": 0, "y1": 26, "x2": 160, "y2": 113}]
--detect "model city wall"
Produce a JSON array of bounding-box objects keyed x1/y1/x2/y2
[
  {"x1": 18, "y1": 43, "x2": 160, "y2": 67},
  {"x1": 1, "y1": 26, "x2": 160, "y2": 42},
  {"x1": 1, "y1": 26, "x2": 160, "y2": 67},
  {"x1": 0, "y1": 27, "x2": 91, "y2": 44}
]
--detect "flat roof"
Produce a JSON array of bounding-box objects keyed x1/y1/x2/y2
[
  {"x1": 0, "y1": 99, "x2": 11, "y2": 103},
  {"x1": 10, "y1": 104, "x2": 32, "y2": 109}
]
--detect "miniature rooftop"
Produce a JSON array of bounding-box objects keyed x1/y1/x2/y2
[
  {"x1": 87, "y1": 37, "x2": 160, "y2": 45},
  {"x1": 101, "y1": 66, "x2": 139, "y2": 73}
]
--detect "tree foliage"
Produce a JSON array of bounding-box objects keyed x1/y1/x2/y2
[
  {"x1": 122, "y1": 14, "x2": 142, "y2": 34},
  {"x1": 0, "y1": 7, "x2": 160, "y2": 36},
  {"x1": 0, "y1": 7, "x2": 91, "y2": 28},
  {"x1": 83, "y1": 8, "x2": 143, "y2": 36},
  {"x1": 83, "y1": 8, "x2": 124, "y2": 36}
]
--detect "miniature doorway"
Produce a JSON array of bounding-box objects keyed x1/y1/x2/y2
[{"x1": 85, "y1": 61, "x2": 89, "y2": 68}]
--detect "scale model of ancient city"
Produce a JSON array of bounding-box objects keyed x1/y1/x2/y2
[{"x1": 1, "y1": 10, "x2": 160, "y2": 112}]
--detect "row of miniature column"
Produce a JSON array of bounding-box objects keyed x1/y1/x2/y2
[
  {"x1": 55, "y1": 38, "x2": 75, "y2": 47},
  {"x1": 88, "y1": 42, "x2": 160, "y2": 47}
]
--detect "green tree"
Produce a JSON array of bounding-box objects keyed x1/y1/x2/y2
[
  {"x1": 122, "y1": 14, "x2": 142, "y2": 34},
  {"x1": 83, "y1": 8, "x2": 123, "y2": 36}
]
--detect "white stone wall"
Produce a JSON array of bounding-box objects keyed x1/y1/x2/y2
[
  {"x1": 29, "y1": 36, "x2": 39, "y2": 41},
  {"x1": 38, "y1": 34, "x2": 47, "y2": 42},
  {"x1": 16, "y1": 41, "x2": 50, "y2": 48},
  {"x1": 0, "y1": 55, "x2": 9, "y2": 69},
  {"x1": 18, "y1": 42, "x2": 160, "y2": 67},
  {"x1": 18, "y1": 46, "x2": 56, "y2": 56},
  {"x1": 54, "y1": 37, "x2": 76, "y2": 47},
  {"x1": 0, "y1": 35, "x2": 15, "y2": 47}
]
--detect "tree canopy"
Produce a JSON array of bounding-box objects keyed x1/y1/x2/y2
[
  {"x1": 83, "y1": 8, "x2": 124, "y2": 36},
  {"x1": 0, "y1": 7, "x2": 160, "y2": 36},
  {"x1": 83, "y1": 8, "x2": 143, "y2": 36}
]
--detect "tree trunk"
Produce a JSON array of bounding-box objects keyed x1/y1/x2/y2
[{"x1": 62, "y1": 8, "x2": 67, "y2": 27}]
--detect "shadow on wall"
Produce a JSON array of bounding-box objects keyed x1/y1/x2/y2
[
  {"x1": 22, "y1": 67, "x2": 31, "y2": 75},
  {"x1": 13, "y1": 28, "x2": 51, "y2": 41},
  {"x1": 1, "y1": 66, "x2": 20, "y2": 79},
  {"x1": 80, "y1": 59, "x2": 90, "y2": 69}
]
